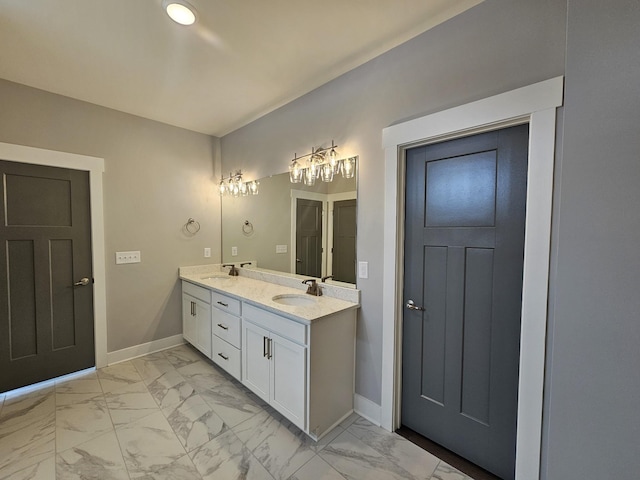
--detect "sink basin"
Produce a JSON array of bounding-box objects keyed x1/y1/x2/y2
[
  {"x1": 201, "y1": 275, "x2": 232, "y2": 281},
  {"x1": 271, "y1": 294, "x2": 316, "y2": 307}
]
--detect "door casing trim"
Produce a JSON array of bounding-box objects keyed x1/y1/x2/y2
[
  {"x1": 381, "y1": 76, "x2": 564, "y2": 480},
  {"x1": 0, "y1": 142, "x2": 107, "y2": 368}
]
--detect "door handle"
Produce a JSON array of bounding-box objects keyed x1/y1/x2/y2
[
  {"x1": 74, "y1": 277, "x2": 91, "y2": 286},
  {"x1": 406, "y1": 300, "x2": 425, "y2": 311}
]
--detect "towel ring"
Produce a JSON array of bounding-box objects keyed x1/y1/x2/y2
[
  {"x1": 185, "y1": 218, "x2": 201, "y2": 235},
  {"x1": 242, "y1": 220, "x2": 254, "y2": 235}
]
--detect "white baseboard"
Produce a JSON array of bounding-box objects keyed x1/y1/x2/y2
[
  {"x1": 354, "y1": 393, "x2": 382, "y2": 426},
  {"x1": 106, "y1": 334, "x2": 185, "y2": 365}
]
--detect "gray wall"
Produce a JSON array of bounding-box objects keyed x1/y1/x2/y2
[
  {"x1": 0, "y1": 79, "x2": 222, "y2": 352},
  {"x1": 543, "y1": 1, "x2": 640, "y2": 477},
  {"x1": 220, "y1": 0, "x2": 566, "y2": 404}
]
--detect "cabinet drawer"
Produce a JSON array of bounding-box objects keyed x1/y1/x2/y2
[
  {"x1": 212, "y1": 336, "x2": 241, "y2": 380},
  {"x1": 212, "y1": 309, "x2": 241, "y2": 348},
  {"x1": 243, "y1": 303, "x2": 307, "y2": 346},
  {"x1": 211, "y1": 291, "x2": 241, "y2": 316},
  {"x1": 182, "y1": 281, "x2": 210, "y2": 304}
]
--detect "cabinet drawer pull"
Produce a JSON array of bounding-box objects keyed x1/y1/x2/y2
[
  {"x1": 263, "y1": 336, "x2": 268, "y2": 358},
  {"x1": 217, "y1": 301, "x2": 229, "y2": 307},
  {"x1": 267, "y1": 338, "x2": 273, "y2": 359},
  {"x1": 191, "y1": 301, "x2": 195, "y2": 316},
  {"x1": 217, "y1": 323, "x2": 229, "y2": 330},
  {"x1": 217, "y1": 352, "x2": 229, "y2": 361}
]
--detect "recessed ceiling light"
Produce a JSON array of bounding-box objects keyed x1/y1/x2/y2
[{"x1": 163, "y1": 1, "x2": 197, "y2": 26}]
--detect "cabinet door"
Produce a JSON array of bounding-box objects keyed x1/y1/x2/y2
[
  {"x1": 271, "y1": 332, "x2": 306, "y2": 430},
  {"x1": 182, "y1": 293, "x2": 197, "y2": 346},
  {"x1": 242, "y1": 320, "x2": 270, "y2": 402},
  {"x1": 194, "y1": 299, "x2": 212, "y2": 358}
]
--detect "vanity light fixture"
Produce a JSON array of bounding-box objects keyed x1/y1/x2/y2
[
  {"x1": 288, "y1": 140, "x2": 356, "y2": 184},
  {"x1": 219, "y1": 170, "x2": 259, "y2": 197},
  {"x1": 163, "y1": 0, "x2": 197, "y2": 26}
]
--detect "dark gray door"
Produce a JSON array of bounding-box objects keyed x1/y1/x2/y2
[
  {"x1": 295, "y1": 199, "x2": 322, "y2": 278},
  {"x1": 0, "y1": 160, "x2": 94, "y2": 393},
  {"x1": 401, "y1": 125, "x2": 528, "y2": 479},
  {"x1": 332, "y1": 199, "x2": 356, "y2": 284}
]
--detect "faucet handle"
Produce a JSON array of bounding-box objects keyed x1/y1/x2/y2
[
  {"x1": 302, "y1": 279, "x2": 322, "y2": 296},
  {"x1": 222, "y1": 263, "x2": 239, "y2": 276}
]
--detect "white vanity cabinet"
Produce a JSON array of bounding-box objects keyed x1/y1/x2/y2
[
  {"x1": 242, "y1": 305, "x2": 307, "y2": 430},
  {"x1": 210, "y1": 291, "x2": 242, "y2": 380},
  {"x1": 181, "y1": 281, "x2": 212, "y2": 358},
  {"x1": 242, "y1": 302, "x2": 355, "y2": 439}
]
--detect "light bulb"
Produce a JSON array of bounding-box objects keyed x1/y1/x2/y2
[{"x1": 165, "y1": 2, "x2": 196, "y2": 25}]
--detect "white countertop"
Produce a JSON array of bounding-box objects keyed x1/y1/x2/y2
[{"x1": 179, "y1": 271, "x2": 359, "y2": 324}]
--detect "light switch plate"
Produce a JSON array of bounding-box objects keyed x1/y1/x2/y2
[
  {"x1": 275, "y1": 244, "x2": 288, "y2": 254},
  {"x1": 204, "y1": 247, "x2": 211, "y2": 258},
  {"x1": 231, "y1": 246, "x2": 238, "y2": 256},
  {"x1": 116, "y1": 251, "x2": 141, "y2": 264},
  {"x1": 358, "y1": 261, "x2": 368, "y2": 279}
]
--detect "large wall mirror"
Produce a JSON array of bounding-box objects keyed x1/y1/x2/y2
[{"x1": 221, "y1": 158, "x2": 357, "y2": 286}]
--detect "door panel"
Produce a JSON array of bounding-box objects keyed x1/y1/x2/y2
[
  {"x1": 332, "y1": 199, "x2": 356, "y2": 283},
  {"x1": 242, "y1": 320, "x2": 270, "y2": 402},
  {"x1": 296, "y1": 199, "x2": 322, "y2": 277},
  {"x1": 402, "y1": 125, "x2": 528, "y2": 479},
  {"x1": 0, "y1": 160, "x2": 94, "y2": 393},
  {"x1": 270, "y1": 332, "x2": 306, "y2": 430}
]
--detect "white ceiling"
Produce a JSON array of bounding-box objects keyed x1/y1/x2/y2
[{"x1": 0, "y1": 0, "x2": 481, "y2": 137}]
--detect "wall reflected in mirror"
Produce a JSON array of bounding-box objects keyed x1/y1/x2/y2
[{"x1": 221, "y1": 159, "x2": 357, "y2": 286}]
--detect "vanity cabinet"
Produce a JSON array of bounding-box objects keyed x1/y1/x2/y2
[
  {"x1": 182, "y1": 282, "x2": 212, "y2": 358},
  {"x1": 242, "y1": 302, "x2": 355, "y2": 439},
  {"x1": 242, "y1": 308, "x2": 307, "y2": 430},
  {"x1": 180, "y1": 274, "x2": 357, "y2": 441},
  {"x1": 211, "y1": 291, "x2": 242, "y2": 380}
]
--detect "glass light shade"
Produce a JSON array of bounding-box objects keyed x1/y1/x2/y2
[
  {"x1": 321, "y1": 162, "x2": 334, "y2": 182},
  {"x1": 218, "y1": 180, "x2": 227, "y2": 196},
  {"x1": 249, "y1": 181, "x2": 259, "y2": 195},
  {"x1": 289, "y1": 159, "x2": 302, "y2": 183},
  {"x1": 165, "y1": 3, "x2": 196, "y2": 25},
  {"x1": 342, "y1": 157, "x2": 355, "y2": 179},
  {"x1": 231, "y1": 179, "x2": 240, "y2": 197},
  {"x1": 240, "y1": 181, "x2": 248, "y2": 196},
  {"x1": 303, "y1": 167, "x2": 316, "y2": 186},
  {"x1": 327, "y1": 148, "x2": 338, "y2": 172}
]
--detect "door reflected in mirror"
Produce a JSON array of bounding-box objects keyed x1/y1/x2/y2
[{"x1": 221, "y1": 159, "x2": 357, "y2": 286}]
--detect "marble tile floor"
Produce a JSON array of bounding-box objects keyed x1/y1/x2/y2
[{"x1": 0, "y1": 344, "x2": 474, "y2": 480}]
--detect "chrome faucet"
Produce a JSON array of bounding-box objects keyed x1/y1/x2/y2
[
  {"x1": 302, "y1": 279, "x2": 322, "y2": 296},
  {"x1": 222, "y1": 263, "x2": 239, "y2": 276}
]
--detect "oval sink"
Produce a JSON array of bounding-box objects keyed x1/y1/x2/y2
[
  {"x1": 272, "y1": 294, "x2": 316, "y2": 307},
  {"x1": 201, "y1": 275, "x2": 232, "y2": 281}
]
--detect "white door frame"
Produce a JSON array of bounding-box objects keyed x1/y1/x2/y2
[
  {"x1": 381, "y1": 76, "x2": 564, "y2": 480},
  {"x1": 0, "y1": 142, "x2": 107, "y2": 368}
]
